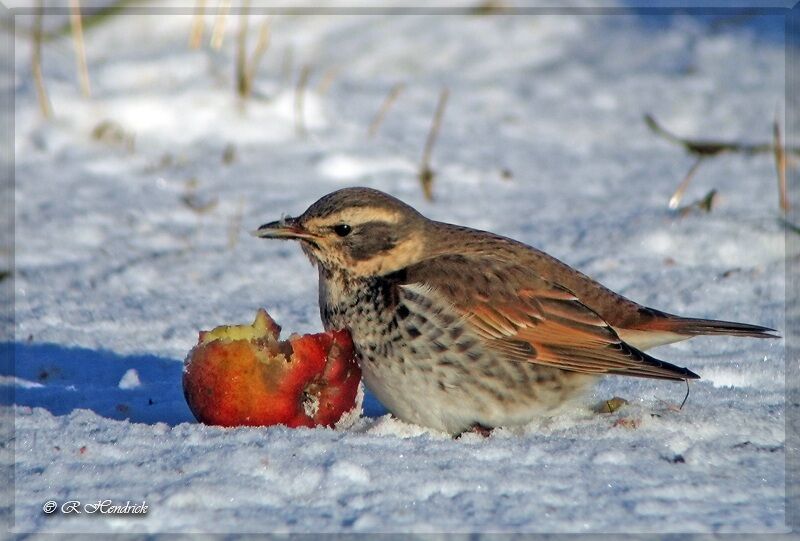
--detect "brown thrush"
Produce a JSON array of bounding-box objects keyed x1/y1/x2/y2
[{"x1": 254, "y1": 187, "x2": 777, "y2": 435}]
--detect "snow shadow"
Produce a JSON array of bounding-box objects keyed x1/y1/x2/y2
[
  {"x1": 362, "y1": 389, "x2": 389, "y2": 418},
  {"x1": 2, "y1": 342, "x2": 194, "y2": 426},
  {"x1": 1, "y1": 342, "x2": 389, "y2": 425}
]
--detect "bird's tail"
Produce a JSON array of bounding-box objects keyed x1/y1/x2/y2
[
  {"x1": 638, "y1": 308, "x2": 779, "y2": 339},
  {"x1": 663, "y1": 317, "x2": 779, "y2": 339}
]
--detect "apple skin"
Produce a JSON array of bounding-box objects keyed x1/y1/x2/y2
[{"x1": 183, "y1": 309, "x2": 361, "y2": 428}]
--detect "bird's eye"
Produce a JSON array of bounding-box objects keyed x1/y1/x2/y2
[{"x1": 333, "y1": 224, "x2": 352, "y2": 237}]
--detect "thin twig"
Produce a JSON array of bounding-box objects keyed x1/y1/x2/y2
[
  {"x1": 668, "y1": 156, "x2": 705, "y2": 210},
  {"x1": 419, "y1": 87, "x2": 449, "y2": 201},
  {"x1": 645, "y1": 113, "x2": 800, "y2": 156},
  {"x1": 773, "y1": 114, "x2": 789, "y2": 213},
  {"x1": 368, "y1": 82, "x2": 405, "y2": 138},
  {"x1": 32, "y1": 1, "x2": 52, "y2": 118},
  {"x1": 295, "y1": 64, "x2": 312, "y2": 137},
  {"x1": 210, "y1": 0, "x2": 230, "y2": 50},
  {"x1": 69, "y1": 0, "x2": 91, "y2": 97},
  {"x1": 189, "y1": 0, "x2": 206, "y2": 49}
]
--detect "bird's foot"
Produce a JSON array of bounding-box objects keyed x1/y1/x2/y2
[{"x1": 456, "y1": 423, "x2": 494, "y2": 439}]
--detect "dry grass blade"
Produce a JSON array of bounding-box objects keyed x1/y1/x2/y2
[
  {"x1": 189, "y1": 0, "x2": 206, "y2": 49},
  {"x1": 295, "y1": 64, "x2": 312, "y2": 137},
  {"x1": 317, "y1": 66, "x2": 340, "y2": 96},
  {"x1": 181, "y1": 194, "x2": 218, "y2": 214},
  {"x1": 10, "y1": 1, "x2": 128, "y2": 41},
  {"x1": 235, "y1": 5, "x2": 269, "y2": 100},
  {"x1": 470, "y1": 0, "x2": 509, "y2": 15},
  {"x1": 696, "y1": 189, "x2": 717, "y2": 212},
  {"x1": 245, "y1": 19, "x2": 271, "y2": 96},
  {"x1": 228, "y1": 197, "x2": 245, "y2": 249},
  {"x1": 32, "y1": 1, "x2": 53, "y2": 118},
  {"x1": 210, "y1": 0, "x2": 230, "y2": 50},
  {"x1": 668, "y1": 157, "x2": 704, "y2": 210},
  {"x1": 676, "y1": 189, "x2": 718, "y2": 217},
  {"x1": 368, "y1": 83, "x2": 405, "y2": 138},
  {"x1": 182, "y1": 179, "x2": 218, "y2": 214},
  {"x1": 648, "y1": 112, "x2": 799, "y2": 210},
  {"x1": 281, "y1": 45, "x2": 294, "y2": 87},
  {"x1": 644, "y1": 113, "x2": 688, "y2": 147},
  {"x1": 235, "y1": 0, "x2": 250, "y2": 98},
  {"x1": 222, "y1": 143, "x2": 236, "y2": 164},
  {"x1": 69, "y1": 0, "x2": 91, "y2": 97},
  {"x1": 418, "y1": 88, "x2": 450, "y2": 201},
  {"x1": 418, "y1": 168, "x2": 435, "y2": 201},
  {"x1": 773, "y1": 115, "x2": 789, "y2": 213}
]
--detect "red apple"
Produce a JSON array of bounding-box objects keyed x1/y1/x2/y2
[{"x1": 183, "y1": 309, "x2": 361, "y2": 428}]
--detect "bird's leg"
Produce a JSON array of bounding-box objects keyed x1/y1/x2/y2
[{"x1": 456, "y1": 423, "x2": 494, "y2": 439}]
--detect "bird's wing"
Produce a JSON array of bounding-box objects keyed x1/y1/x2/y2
[{"x1": 398, "y1": 254, "x2": 699, "y2": 381}]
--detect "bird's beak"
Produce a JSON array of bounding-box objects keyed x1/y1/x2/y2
[{"x1": 251, "y1": 216, "x2": 315, "y2": 240}]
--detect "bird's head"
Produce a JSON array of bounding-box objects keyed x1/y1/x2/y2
[{"x1": 254, "y1": 187, "x2": 428, "y2": 277}]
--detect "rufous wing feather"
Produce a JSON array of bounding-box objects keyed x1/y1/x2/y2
[{"x1": 401, "y1": 255, "x2": 699, "y2": 382}]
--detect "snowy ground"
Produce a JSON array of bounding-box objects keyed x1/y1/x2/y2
[{"x1": 3, "y1": 1, "x2": 791, "y2": 535}]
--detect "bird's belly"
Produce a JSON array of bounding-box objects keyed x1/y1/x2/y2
[
  {"x1": 347, "y1": 314, "x2": 596, "y2": 435},
  {"x1": 360, "y1": 351, "x2": 595, "y2": 434},
  {"x1": 320, "y1": 277, "x2": 596, "y2": 435}
]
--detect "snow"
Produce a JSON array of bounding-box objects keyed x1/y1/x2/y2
[
  {"x1": 4, "y1": 1, "x2": 790, "y2": 535},
  {"x1": 117, "y1": 368, "x2": 141, "y2": 390}
]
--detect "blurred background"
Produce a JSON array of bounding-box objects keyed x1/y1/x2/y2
[{"x1": 9, "y1": 1, "x2": 789, "y2": 355}]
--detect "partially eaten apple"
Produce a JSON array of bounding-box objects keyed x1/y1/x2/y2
[{"x1": 183, "y1": 309, "x2": 361, "y2": 428}]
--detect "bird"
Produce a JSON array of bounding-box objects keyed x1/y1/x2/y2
[{"x1": 254, "y1": 187, "x2": 778, "y2": 435}]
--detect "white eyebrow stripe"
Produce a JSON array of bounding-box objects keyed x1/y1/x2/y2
[{"x1": 312, "y1": 207, "x2": 403, "y2": 226}]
